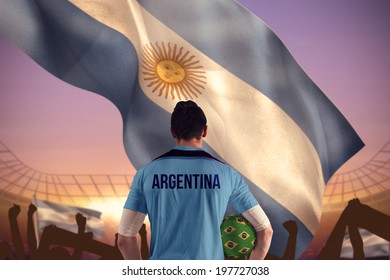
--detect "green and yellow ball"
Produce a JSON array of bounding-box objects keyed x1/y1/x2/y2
[{"x1": 220, "y1": 214, "x2": 256, "y2": 259}]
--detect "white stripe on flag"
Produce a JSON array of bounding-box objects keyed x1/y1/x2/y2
[{"x1": 35, "y1": 199, "x2": 105, "y2": 239}]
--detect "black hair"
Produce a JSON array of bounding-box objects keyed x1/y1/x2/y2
[{"x1": 171, "y1": 101, "x2": 207, "y2": 140}]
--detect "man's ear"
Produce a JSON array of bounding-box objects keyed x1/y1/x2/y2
[{"x1": 202, "y1": 125, "x2": 208, "y2": 138}]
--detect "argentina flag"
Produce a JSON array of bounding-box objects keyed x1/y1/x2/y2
[{"x1": 0, "y1": 0, "x2": 364, "y2": 258}]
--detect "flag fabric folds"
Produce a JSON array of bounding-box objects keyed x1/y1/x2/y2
[
  {"x1": 35, "y1": 198, "x2": 104, "y2": 239},
  {"x1": 0, "y1": 0, "x2": 364, "y2": 258}
]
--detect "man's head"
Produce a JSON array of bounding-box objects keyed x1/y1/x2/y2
[{"x1": 171, "y1": 101, "x2": 207, "y2": 141}]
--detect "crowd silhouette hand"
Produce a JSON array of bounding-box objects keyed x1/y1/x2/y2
[
  {"x1": 76, "y1": 213, "x2": 87, "y2": 233},
  {"x1": 76, "y1": 213, "x2": 86, "y2": 227},
  {"x1": 283, "y1": 220, "x2": 298, "y2": 235},
  {"x1": 348, "y1": 198, "x2": 361, "y2": 207},
  {"x1": 28, "y1": 203, "x2": 37, "y2": 217},
  {"x1": 8, "y1": 204, "x2": 21, "y2": 219},
  {"x1": 45, "y1": 224, "x2": 58, "y2": 235}
]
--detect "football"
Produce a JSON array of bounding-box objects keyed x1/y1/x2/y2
[{"x1": 220, "y1": 214, "x2": 256, "y2": 259}]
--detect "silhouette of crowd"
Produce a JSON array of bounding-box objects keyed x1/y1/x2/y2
[
  {"x1": 317, "y1": 198, "x2": 390, "y2": 259},
  {"x1": 0, "y1": 203, "x2": 146, "y2": 260},
  {"x1": 1, "y1": 198, "x2": 388, "y2": 260}
]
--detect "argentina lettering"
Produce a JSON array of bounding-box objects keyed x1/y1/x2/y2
[{"x1": 152, "y1": 174, "x2": 221, "y2": 189}]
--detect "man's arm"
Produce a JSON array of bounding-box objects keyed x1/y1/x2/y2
[
  {"x1": 117, "y1": 234, "x2": 142, "y2": 260},
  {"x1": 248, "y1": 225, "x2": 273, "y2": 260},
  {"x1": 242, "y1": 205, "x2": 273, "y2": 260},
  {"x1": 117, "y1": 209, "x2": 146, "y2": 260}
]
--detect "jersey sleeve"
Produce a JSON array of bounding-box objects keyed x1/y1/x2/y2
[
  {"x1": 123, "y1": 168, "x2": 148, "y2": 214},
  {"x1": 228, "y1": 168, "x2": 259, "y2": 213}
]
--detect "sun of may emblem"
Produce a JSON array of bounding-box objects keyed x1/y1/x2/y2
[{"x1": 142, "y1": 42, "x2": 207, "y2": 100}]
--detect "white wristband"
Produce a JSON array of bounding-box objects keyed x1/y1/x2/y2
[
  {"x1": 242, "y1": 205, "x2": 271, "y2": 232},
  {"x1": 118, "y1": 209, "x2": 146, "y2": 237}
]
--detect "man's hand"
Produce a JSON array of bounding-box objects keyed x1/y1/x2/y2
[
  {"x1": 117, "y1": 234, "x2": 142, "y2": 260},
  {"x1": 249, "y1": 225, "x2": 273, "y2": 260}
]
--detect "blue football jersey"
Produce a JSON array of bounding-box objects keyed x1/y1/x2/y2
[{"x1": 124, "y1": 146, "x2": 258, "y2": 259}]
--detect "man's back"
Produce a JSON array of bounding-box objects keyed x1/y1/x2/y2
[
  {"x1": 119, "y1": 101, "x2": 271, "y2": 260},
  {"x1": 124, "y1": 146, "x2": 258, "y2": 259}
]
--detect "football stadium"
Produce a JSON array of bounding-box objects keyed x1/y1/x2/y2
[{"x1": 1, "y1": 140, "x2": 389, "y2": 259}]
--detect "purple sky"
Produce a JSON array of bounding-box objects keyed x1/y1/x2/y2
[{"x1": 0, "y1": 0, "x2": 389, "y2": 175}]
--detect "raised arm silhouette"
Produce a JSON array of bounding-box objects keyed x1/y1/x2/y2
[
  {"x1": 27, "y1": 203, "x2": 38, "y2": 259},
  {"x1": 8, "y1": 204, "x2": 24, "y2": 260},
  {"x1": 317, "y1": 198, "x2": 390, "y2": 259},
  {"x1": 265, "y1": 220, "x2": 298, "y2": 260}
]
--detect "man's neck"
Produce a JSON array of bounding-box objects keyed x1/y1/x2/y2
[{"x1": 176, "y1": 138, "x2": 203, "y2": 148}]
